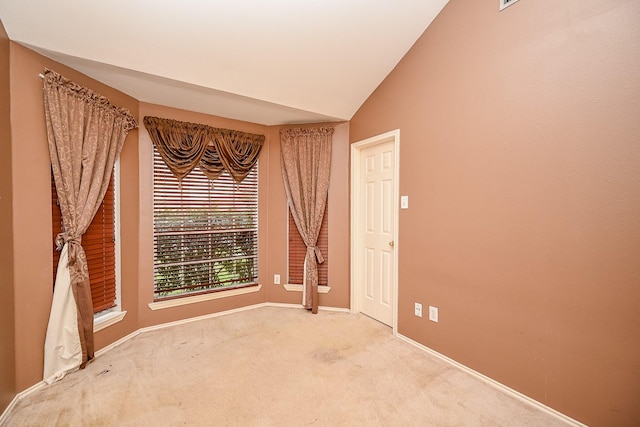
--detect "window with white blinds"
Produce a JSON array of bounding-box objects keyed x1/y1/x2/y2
[{"x1": 153, "y1": 149, "x2": 259, "y2": 300}]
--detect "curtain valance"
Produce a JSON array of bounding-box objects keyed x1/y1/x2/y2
[{"x1": 143, "y1": 116, "x2": 264, "y2": 182}]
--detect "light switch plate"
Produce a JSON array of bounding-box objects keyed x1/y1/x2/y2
[{"x1": 401, "y1": 196, "x2": 409, "y2": 209}]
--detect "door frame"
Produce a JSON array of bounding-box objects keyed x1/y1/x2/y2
[{"x1": 350, "y1": 129, "x2": 400, "y2": 334}]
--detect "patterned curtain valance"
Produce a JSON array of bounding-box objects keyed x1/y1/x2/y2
[{"x1": 143, "y1": 116, "x2": 265, "y2": 182}]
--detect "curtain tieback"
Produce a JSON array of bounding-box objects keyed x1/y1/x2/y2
[
  {"x1": 306, "y1": 245, "x2": 324, "y2": 264},
  {"x1": 55, "y1": 232, "x2": 81, "y2": 251}
]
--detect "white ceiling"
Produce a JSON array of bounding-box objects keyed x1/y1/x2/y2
[{"x1": 0, "y1": 0, "x2": 449, "y2": 125}]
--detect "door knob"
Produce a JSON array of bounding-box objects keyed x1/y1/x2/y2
[{"x1": 389, "y1": 241, "x2": 394, "y2": 247}]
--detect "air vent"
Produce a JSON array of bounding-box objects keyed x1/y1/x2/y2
[{"x1": 500, "y1": 0, "x2": 520, "y2": 11}]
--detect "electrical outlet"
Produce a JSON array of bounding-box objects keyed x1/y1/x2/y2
[
  {"x1": 429, "y1": 306, "x2": 438, "y2": 323},
  {"x1": 414, "y1": 303, "x2": 422, "y2": 317},
  {"x1": 274, "y1": 274, "x2": 280, "y2": 285}
]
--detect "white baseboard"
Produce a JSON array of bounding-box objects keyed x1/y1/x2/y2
[
  {"x1": 94, "y1": 329, "x2": 144, "y2": 359},
  {"x1": 22, "y1": 303, "x2": 348, "y2": 381},
  {"x1": 138, "y1": 302, "x2": 272, "y2": 334},
  {"x1": 265, "y1": 302, "x2": 350, "y2": 313},
  {"x1": 395, "y1": 333, "x2": 587, "y2": 427},
  {"x1": 318, "y1": 305, "x2": 350, "y2": 313},
  {"x1": 0, "y1": 380, "x2": 46, "y2": 425},
  {"x1": 262, "y1": 302, "x2": 301, "y2": 309}
]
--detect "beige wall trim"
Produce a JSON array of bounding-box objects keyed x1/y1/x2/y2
[
  {"x1": 148, "y1": 285, "x2": 262, "y2": 311},
  {"x1": 142, "y1": 302, "x2": 270, "y2": 332},
  {"x1": 93, "y1": 304, "x2": 270, "y2": 360},
  {"x1": 263, "y1": 302, "x2": 349, "y2": 313},
  {"x1": 283, "y1": 284, "x2": 331, "y2": 294},
  {"x1": 94, "y1": 329, "x2": 144, "y2": 359},
  {"x1": 98, "y1": 302, "x2": 349, "y2": 358},
  {"x1": 0, "y1": 380, "x2": 46, "y2": 425},
  {"x1": 396, "y1": 333, "x2": 587, "y2": 427},
  {"x1": 316, "y1": 305, "x2": 350, "y2": 313}
]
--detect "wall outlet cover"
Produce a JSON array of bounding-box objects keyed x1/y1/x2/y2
[{"x1": 429, "y1": 306, "x2": 438, "y2": 323}]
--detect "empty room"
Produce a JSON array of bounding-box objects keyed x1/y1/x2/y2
[{"x1": 0, "y1": 0, "x2": 638, "y2": 426}]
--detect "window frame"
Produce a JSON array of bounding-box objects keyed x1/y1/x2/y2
[
  {"x1": 94, "y1": 161, "x2": 126, "y2": 331},
  {"x1": 287, "y1": 203, "x2": 329, "y2": 286},
  {"x1": 51, "y1": 161, "x2": 126, "y2": 331},
  {"x1": 151, "y1": 147, "x2": 259, "y2": 302}
]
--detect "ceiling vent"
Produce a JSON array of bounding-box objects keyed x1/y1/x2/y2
[{"x1": 500, "y1": 0, "x2": 520, "y2": 11}]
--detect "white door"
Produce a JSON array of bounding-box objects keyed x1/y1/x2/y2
[{"x1": 357, "y1": 139, "x2": 396, "y2": 326}]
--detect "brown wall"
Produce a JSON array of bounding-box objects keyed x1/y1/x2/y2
[
  {"x1": 350, "y1": 0, "x2": 640, "y2": 425},
  {"x1": 266, "y1": 123, "x2": 351, "y2": 309},
  {"x1": 9, "y1": 43, "x2": 140, "y2": 391},
  {"x1": 0, "y1": 18, "x2": 16, "y2": 413}
]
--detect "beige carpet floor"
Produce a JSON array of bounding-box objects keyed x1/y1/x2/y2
[{"x1": 4, "y1": 306, "x2": 573, "y2": 426}]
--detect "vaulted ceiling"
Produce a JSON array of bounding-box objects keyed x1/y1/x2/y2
[{"x1": 0, "y1": 1, "x2": 449, "y2": 125}]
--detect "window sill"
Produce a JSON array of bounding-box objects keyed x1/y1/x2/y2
[
  {"x1": 148, "y1": 284, "x2": 262, "y2": 311},
  {"x1": 94, "y1": 310, "x2": 127, "y2": 333},
  {"x1": 283, "y1": 284, "x2": 331, "y2": 293}
]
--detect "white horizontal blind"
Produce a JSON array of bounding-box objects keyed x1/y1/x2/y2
[{"x1": 153, "y1": 149, "x2": 258, "y2": 300}]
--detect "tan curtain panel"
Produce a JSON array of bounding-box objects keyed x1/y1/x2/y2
[
  {"x1": 143, "y1": 116, "x2": 264, "y2": 182},
  {"x1": 280, "y1": 127, "x2": 333, "y2": 314},
  {"x1": 43, "y1": 68, "x2": 137, "y2": 384}
]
